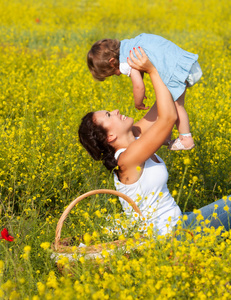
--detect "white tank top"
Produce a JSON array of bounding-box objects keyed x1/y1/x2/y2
[{"x1": 114, "y1": 149, "x2": 182, "y2": 235}]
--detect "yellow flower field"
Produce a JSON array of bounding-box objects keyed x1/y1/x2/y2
[{"x1": 0, "y1": 0, "x2": 231, "y2": 298}]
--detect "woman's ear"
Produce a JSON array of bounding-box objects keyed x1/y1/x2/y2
[{"x1": 107, "y1": 132, "x2": 117, "y2": 143}]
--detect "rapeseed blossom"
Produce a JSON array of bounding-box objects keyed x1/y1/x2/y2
[
  {"x1": 22, "y1": 245, "x2": 31, "y2": 260},
  {"x1": 0, "y1": 0, "x2": 231, "y2": 299},
  {"x1": 40, "y1": 242, "x2": 50, "y2": 250}
]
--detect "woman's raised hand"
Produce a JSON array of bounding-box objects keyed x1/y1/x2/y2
[{"x1": 127, "y1": 47, "x2": 155, "y2": 74}]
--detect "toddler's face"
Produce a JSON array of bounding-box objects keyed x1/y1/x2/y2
[{"x1": 114, "y1": 69, "x2": 121, "y2": 76}]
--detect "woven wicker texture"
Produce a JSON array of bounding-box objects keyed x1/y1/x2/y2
[{"x1": 54, "y1": 189, "x2": 143, "y2": 253}]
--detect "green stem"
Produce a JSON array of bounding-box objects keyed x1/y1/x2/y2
[
  {"x1": 176, "y1": 165, "x2": 188, "y2": 205},
  {"x1": 183, "y1": 182, "x2": 195, "y2": 212}
]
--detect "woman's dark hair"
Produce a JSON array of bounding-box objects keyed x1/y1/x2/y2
[{"x1": 78, "y1": 112, "x2": 118, "y2": 172}]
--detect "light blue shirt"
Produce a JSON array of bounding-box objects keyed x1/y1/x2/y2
[{"x1": 119, "y1": 33, "x2": 199, "y2": 101}]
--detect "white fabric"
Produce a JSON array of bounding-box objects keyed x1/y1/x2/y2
[
  {"x1": 114, "y1": 149, "x2": 182, "y2": 236},
  {"x1": 187, "y1": 61, "x2": 203, "y2": 87},
  {"x1": 119, "y1": 62, "x2": 132, "y2": 76}
]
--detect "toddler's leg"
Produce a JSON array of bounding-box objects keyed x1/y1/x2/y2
[
  {"x1": 175, "y1": 89, "x2": 190, "y2": 134},
  {"x1": 168, "y1": 89, "x2": 195, "y2": 150}
]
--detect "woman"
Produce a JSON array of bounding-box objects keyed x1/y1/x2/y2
[{"x1": 79, "y1": 48, "x2": 231, "y2": 236}]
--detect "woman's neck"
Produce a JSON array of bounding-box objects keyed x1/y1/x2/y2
[{"x1": 113, "y1": 130, "x2": 136, "y2": 151}]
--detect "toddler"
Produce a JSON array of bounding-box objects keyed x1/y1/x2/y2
[{"x1": 87, "y1": 33, "x2": 202, "y2": 150}]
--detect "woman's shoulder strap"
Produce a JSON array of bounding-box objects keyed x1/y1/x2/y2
[{"x1": 114, "y1": 148, "x2": 126, "y2": 160}]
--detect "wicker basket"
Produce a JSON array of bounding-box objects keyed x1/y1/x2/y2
[{"x1": 51, "y1": 189, "x2": 144, "y2": 262}]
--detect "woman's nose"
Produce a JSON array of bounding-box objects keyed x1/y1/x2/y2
[{"x1": 111, "y1": 109, "x2": 119, "y2": 115}]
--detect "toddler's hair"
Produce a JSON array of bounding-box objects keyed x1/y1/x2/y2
[{"x1": 87, "y1": 39, "x2": 120, "y2": 81}]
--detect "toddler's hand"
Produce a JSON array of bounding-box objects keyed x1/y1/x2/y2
[{"x1": 135, "y1": 102, "x2": 149, "y2": 110}]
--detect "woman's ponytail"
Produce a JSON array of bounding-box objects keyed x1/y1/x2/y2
[{"x1": 78, "y1": 112, "x2": 118, "y2": 172}]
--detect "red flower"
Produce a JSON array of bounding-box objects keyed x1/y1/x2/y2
[
  {"x1": 0, "y1": 228, "x2": 14, "y2": 242},
  {"x1": 35, "y1": 18, "x2": 41, "y2": 24}
]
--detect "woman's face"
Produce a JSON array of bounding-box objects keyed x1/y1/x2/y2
[{"x1": 93, "y1": 109, "x2": 133, "y2": 139}]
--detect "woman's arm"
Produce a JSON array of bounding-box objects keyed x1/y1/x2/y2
[
  {"x1": 131, "y1": 51, "x2": 170, "y2": 135},
  {"x1": 130, "y1": 69, "x2": 149, "y2": 110},
  {"x1": 118, "y1": 48, "x2": 177, "y2": 169}
]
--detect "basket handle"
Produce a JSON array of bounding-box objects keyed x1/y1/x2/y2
[{"x1": 55, "y1": 189, "x2": 143, "y2": 250}]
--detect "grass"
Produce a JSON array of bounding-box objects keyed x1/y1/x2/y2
[{"x1": 0, "y1": 0, "x2": 231, "y2": 298}]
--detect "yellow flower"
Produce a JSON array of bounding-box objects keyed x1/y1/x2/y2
[
  {"x1": 119, "y1": 234, "x2": 126, "y2": 240},
  {"x1": 184, "y1": 158, "x2": 191, "y2": 165},
  {"x1": 46, "y1": 271, "x2": 58, "y2": 289},
  {"x1": 177, "y1": 219, "x2": 182, "y2": 226},
  {"x1": 92, "y1": 231, "x2": 98, "y2": 239},
  {"x1": 136, "y1": 166, "x2": 141, "y2": 172},
  {"x1": 40, "y1": 242, "x2": 50, "y2": 250},
  {"x1": 212, "y1": 213, "x2": 218, "y2": 219},
  {"x1": 24, "y1": 245, "x2": 31, "y2": 253},
  {"x1": 134, "y1": 232, "x2": 140, "y2": 239},
  {"x1": 62, "y1": 181, "x2": 68, "y2": 189},
  {"x1": 57, "y1": 256, "x2": 69, "y2": 266},
  {"x1": 37, "y1": 282, "x2": 46, "y2": 296},
  {"x1": 22, "y1": 245, "x2": 31, "y2": 260},
  {"x1": 193, "y1": 209, "x2": 201, "y2": 215},
  {"x1": 172, "y1": 190, "x2": 177, "y2": 197},
  {"x1": 196, "y1": 214, "x2": 204, "y2": 221},
  {"x1": 101, "y1": 249, "x2": 110, "y2": 258},
  {"x1": 192, "y1": 176, "x2": 198, "y2": 182},
  {"x1": 183, "y1": 215, "x2": 188, "y2": 221},
  {"x1": 0, "y1": 260, "x2": 4, "y2": 274},
  {"x1": 83, "y1": 233, "x2": 92, "y2": 246},
  {"x1": 223, "y1": 205, "x2": 229, "y2": 212},
  {"x1": 79, "y1": 257, "x2": 85, "y2": 264},
  {"x1": 196, "y1": 226, "x2": 202, "y2": 232},
  {"x1": 94, "y1": 210, "x2": 102, "y2": 218}
]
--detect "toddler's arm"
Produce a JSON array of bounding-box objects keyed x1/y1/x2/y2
[{"x1": 130, "y1": 69, "x2": 149, "y2": 110}]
